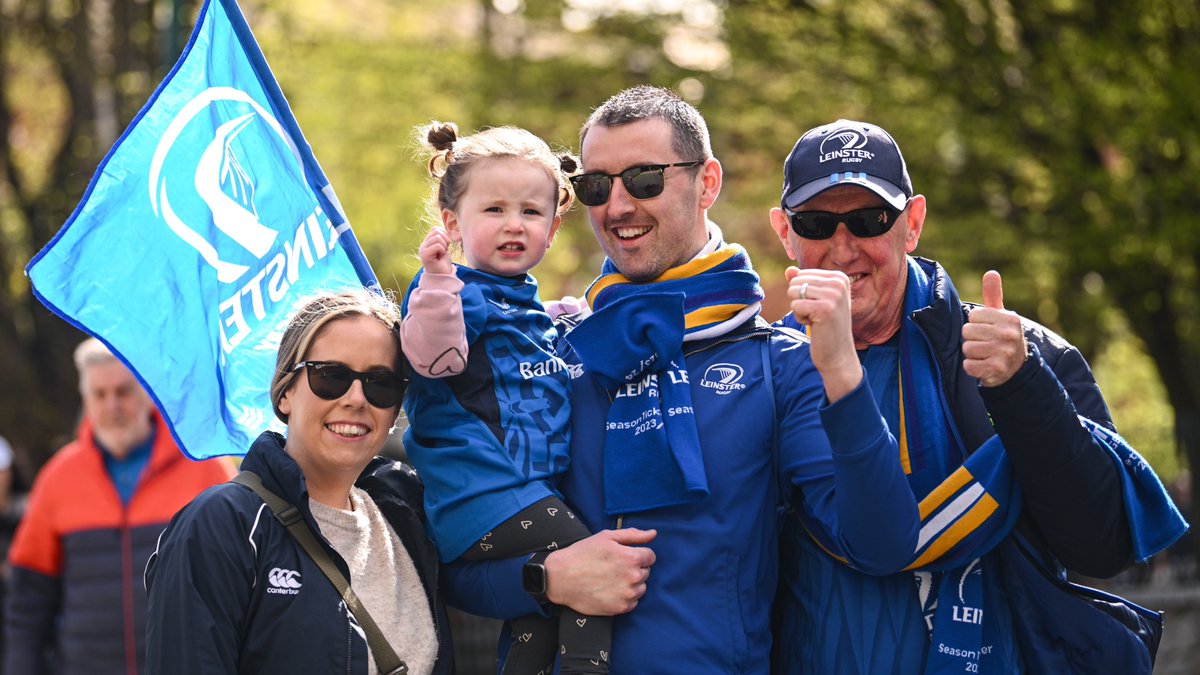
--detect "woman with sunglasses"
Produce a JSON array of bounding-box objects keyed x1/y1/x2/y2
[
  {"x1": 400, "y1": 122, "x2": 621, "y2": 675},
  {"x1": 145, "y1": 290, "x2": 453, "y2": 675}
]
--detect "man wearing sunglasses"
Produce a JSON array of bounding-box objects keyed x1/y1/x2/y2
[
  {"x1": 768, "y1": 120, "x2": 1184, "y2": 673},
  {"x1": 446, "y1": 89, "x2": 932, "y2": 674}
]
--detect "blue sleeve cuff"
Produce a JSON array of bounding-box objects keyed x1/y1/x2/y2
[
  {"x1": 442, "y1": 554, "x2": 547, "y2": 620},
  {"x1": 978, "y1": 344, "x2": 1056, "y2": 425}
]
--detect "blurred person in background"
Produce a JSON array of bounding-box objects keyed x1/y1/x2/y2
[{"x1": 4, "y1": 338, "x2": 235, "y2": 675}]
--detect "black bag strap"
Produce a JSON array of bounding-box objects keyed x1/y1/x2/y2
[{"x1": 232, "y1": 471, "x2": 409, "y2": 675}]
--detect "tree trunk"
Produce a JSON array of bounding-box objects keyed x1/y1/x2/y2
[{"x1": 1181, "y1": 410, "x2": 1200, "y2": 577}]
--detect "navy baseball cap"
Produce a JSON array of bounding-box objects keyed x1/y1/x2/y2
[{"x1": 781, "y1": 120, "x2": 912, "y2": 211}]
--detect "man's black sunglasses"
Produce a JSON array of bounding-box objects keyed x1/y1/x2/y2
[
  {"x1": 291, "y1": 361, "x2": 407, "y2": 409},
  {"x1": 788, "y1": 204, "x2": 904, "y2": 240},
  {"x1": 570, "y1": 160, "x2": 705, "y2": 207}
]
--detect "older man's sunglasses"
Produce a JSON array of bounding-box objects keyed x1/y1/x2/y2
[
  {"x1": 570, "y1": 160, "x2": 704, "y2": 206},
  {"x1": 291, "y1": 361, "x2": 407, "y2": 409},
  {"x1": 788, "y1": 205, "x2": 903, "y2": 240}
]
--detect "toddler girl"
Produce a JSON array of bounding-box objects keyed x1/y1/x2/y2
[{"x1": 401, "y1": 122, "x2": 608, "y2": 675}]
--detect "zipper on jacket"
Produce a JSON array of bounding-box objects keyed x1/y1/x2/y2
[
  {"x1": 431, "y1": 557, "x2": 443, "y2": 669},
  {"x1": 119, "y1": 507, "x2": 138, "y2": 675},
  {"x1": 118, "y1": 458, "x2": 164, "y2": 675}
]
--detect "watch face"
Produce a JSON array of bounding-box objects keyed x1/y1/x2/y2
[{"x1": 523, "y1": 561, "x2": 547, "y2": 595}]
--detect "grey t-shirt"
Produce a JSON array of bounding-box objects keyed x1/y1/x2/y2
[{"x1": 310, "y1": 487, "x2": 438, "y2": 675}]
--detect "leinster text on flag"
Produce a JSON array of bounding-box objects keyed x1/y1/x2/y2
[{"x1": 26, "y1": 0, "x2": 378, "y2": 460}]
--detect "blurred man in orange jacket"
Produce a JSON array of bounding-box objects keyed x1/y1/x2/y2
[{"x1": 4, "y1": 338, "x2": 235, "y2": 675}]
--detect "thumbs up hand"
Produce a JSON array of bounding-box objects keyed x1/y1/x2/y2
[{"x1": 962, "y1": 270, "x2": 1028, "y2": 387}]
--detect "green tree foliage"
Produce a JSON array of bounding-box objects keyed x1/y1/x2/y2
[{"x1": 0, "y1": 0, "x2": 201, "y2": 477}]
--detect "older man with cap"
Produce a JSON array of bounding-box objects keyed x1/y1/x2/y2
[{"x1": 768, "y1": 120, "x2": 1186, "y2": 674}]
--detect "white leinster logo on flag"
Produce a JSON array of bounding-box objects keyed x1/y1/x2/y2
[{"x1": 27, "y1": 0, "x2": 377, "y2": 460}]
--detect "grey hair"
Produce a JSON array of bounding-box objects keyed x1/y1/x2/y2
[{"x1": 73, "y1": 338, "x2": 119, "y2": 375}]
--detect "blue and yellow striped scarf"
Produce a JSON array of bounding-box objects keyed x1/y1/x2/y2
[
  {"x1": 584, "y1": 239, "x2": 763, "y2": 342},
  {"x1": 566, "y1": 231, "x2": 763, "y2": 514}
]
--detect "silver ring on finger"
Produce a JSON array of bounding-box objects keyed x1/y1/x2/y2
[{"x1": 797, "y1": 282, "x2": 809, "y2": 300}]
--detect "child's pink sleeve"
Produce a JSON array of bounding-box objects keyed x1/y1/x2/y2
[{"x1": 400, "y1": 272, "x2": 469, "y2": 378}]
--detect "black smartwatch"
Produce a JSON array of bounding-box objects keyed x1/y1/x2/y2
[{"x1": 522, "y1": 551, "x2": 551, "y2": 604}]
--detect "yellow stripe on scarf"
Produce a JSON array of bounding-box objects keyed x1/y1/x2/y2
[
  {"x1": 917, "y1": 465, "x2": 972, "y2": 520},
  {"x1": 585, "y1": 245, "x2": 745, "y2": 308},
  {"x1": 654, "y1": 245, "x2": 742, "y2": 281},
  {"x1": 685, "y1": 304, "x2": 748, "y2": 330},
  {"x1": 585, "y1": 273, "x2": 629, "y2": 307},
  {"x1": 906, "y1": 492, "x2": 999, "y2": 570}
]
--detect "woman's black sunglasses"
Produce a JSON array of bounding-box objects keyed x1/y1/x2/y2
[
  {"x1": 291, "y1": 360, "x2": 407, "y2": 409},
  {"x1": 570, "y1": 160, "x2": 704, "y2": 207},
  {"x1": 788, "y1": 204, "x2": 903, "y2": 240}
]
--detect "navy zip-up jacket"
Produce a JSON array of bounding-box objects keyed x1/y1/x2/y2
[{"x1": 144, "y1": 431, "x2": 454, "y2": 675}]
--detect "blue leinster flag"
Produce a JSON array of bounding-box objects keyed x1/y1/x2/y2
[{"x1": 26, "y1": 0, "x2": 377, "y2": 459}]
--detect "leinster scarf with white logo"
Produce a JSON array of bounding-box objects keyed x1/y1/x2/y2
[
  {"x1": 887, "y1": 262, "x2": 1017, "y2": 675},
  {"x1": 566, "y1": 225, "x2": 763, "y2": 515}
]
